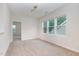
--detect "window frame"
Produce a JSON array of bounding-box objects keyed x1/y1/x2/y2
[{"x1": 42, "y1": 15, "x2": 66, "y2": 36}]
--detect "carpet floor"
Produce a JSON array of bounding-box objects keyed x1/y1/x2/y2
[{"x1": 6, "y1": 39, "x2": 79, "y2": 56}]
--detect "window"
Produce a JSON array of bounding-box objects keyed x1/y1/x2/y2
[
  {"x1": 48, "y1": 19, "x2": 54, "y2": 34},
  {"x1": 57, "y1": 16, "x2": 66, "y2": 25},
  {"x1": 57, "y1": 16, "x2": 66, "y2": 34},
  {"x1": 42, "y1": 15, "x2": 66, "y2": 35}
]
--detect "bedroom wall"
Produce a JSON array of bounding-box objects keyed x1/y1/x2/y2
[
  {"x1": 11, "y1": 14, "x2": 38, "y2": 40},
  {"x1": 0, "y1": 4, "x2": 11, "y2": 55},
  {"x1": 38, "y1": 4, "x2": 79, "y2": 52}
]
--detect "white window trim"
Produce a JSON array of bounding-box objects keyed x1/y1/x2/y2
[
  {"x1": 47, "y1": 20, "x2": 49, "y2": 34},
  {"x1": 54, "y1": 18, "x2": 57, "y2": 35}
]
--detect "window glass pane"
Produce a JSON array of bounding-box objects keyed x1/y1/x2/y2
[
  {"x1": 49, "y1": 26, "x2": 54, "y2": 34},
  {"x1": 49, "y1": 19, "x2": 54, "y2": 26},
  {"x1": 43, "y1": 21, "x2": 47, "y2": 33},
  {"x1": 57, "y1": 16, "x2": 66, "y2": 25},
  {"x1": 57, "y1": 15, "x2": 66, "y2": 35},
  {"x1": 56, "y1": 24, "x2": 66, "y2": 34},
  {"x1": 48, "y1": 19, "x2": 54, "y2": 34}
]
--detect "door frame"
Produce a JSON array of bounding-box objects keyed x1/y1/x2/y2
[{"x1": 12, "y1": 21, "x2": 22, "y2": 41}]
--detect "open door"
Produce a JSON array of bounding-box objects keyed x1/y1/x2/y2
[{"x1": 12, "y1": 21, "x2": 21, "y2": 40}]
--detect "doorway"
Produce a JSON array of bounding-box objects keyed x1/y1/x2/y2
[{"x1": 12, "y1": 21, "x2": 21, "y2": 40}]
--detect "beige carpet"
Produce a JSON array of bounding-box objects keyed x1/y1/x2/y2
[{"x1": 6, "y1": 39, "x2": 79, "y2": 56}]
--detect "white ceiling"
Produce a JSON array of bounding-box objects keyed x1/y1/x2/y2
[{"x1": 8, "y1": 3, "x2": 65, "y2": 19}]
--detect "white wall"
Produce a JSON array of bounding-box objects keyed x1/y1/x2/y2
[
  {"x1": 11, "y1": 14, "x2": 38, "y2": 40},
  {"x1": 0, "y1": 4, "x2": 11, "y2": 55},
  {"x1": 38, "y1": 4, "x2": 79, "y2": 52}
]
